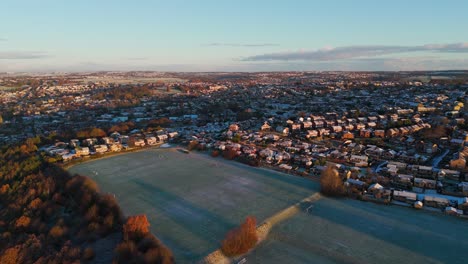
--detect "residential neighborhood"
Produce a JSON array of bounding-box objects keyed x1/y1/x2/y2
[{"x1": 1, "y1": 71, "x2": 467, "y2": 218}]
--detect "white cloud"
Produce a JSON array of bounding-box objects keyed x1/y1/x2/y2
[
  {"x1": 205, "y1": 43, "x2": 280, "y2": 47},
  {"x1": 0, "y1": 51, "x2": 50, "y2": 60},
  {"x1": 242, "y1": 42, "x2": 468, "y2": 61}
]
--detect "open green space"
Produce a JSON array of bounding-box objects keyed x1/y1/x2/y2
[
  {"x1": 247, "y1": 197, "x2": 468, "y2": 264},
  {"x1": 70, "y1": 148, "x2": 468, "y2": 264},
  {"x1": 69, "y1": 148, "x2": 318, "y2": 263}
]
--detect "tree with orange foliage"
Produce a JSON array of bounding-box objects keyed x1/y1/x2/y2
[
  {"x1": 221, "y1": 216, "x2": 258, "y2": 257},
  {"x1": 320, "y1": 165, "x2": 345, "y2": 196},
  {"x1": 0, "y1": 184, "x2": 9, "y2": 195},
  {"x1": 15, "y1": 215, "x2": 31, "y2": 229},
  {"x1": 123, "y1": 215, "x2": 150, "y2": 241},
  {"x1": 187, "y1": 140, "x2": 199, "y2": 151},
  {"x1": 222, "y1": 148, "x2": 238, "y2": 160},
  {"x1": 0, "y1": 246, "x2": 20, "y2": 264}
]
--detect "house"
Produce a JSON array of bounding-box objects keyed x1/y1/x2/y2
[
  {"x1": 445, "y1": 206, "x2": 463, "y2": 216},
  {"x1": 393, "y1": 190, "x2": 417, "y2": 204},
  {"x1": 318, "y1": 128, "x2": 330, "y2": 136},
  {"x1": 108, "y1": 144, "x2": 122, "y2": 152},
  {"x1": 265, "y1": 134, "x2": 280, "y2": 141},
  {"x1": 313, "y1": 120, "x2": 324, "y2": 128},
  {"x1": 424, "y1": 195, "x2": 449, "y2": 208},
  {"x1": 75, "y1": 147, "x2": 90, "y2": 156},
  {"x1": 350, "y1": 155, "x2": 368, "y2": 167},
  {"x1": 102, "y1": 137, "x2": 114, "y2": 144},
  {"x1": 302, "y1": 121, "x2": 313, "y2": 129},
  {"x1": 306, "y1": 130, "x2": 319, "y2": 138},
  {"x1": 386, "y1": 128, "x2": 399, "y2": 138},
  {"x1": 343, "y1": 124, "x2": 354, "y2": 131},
  {"x1": 458, "y1": 182, "x2": 468, "y2": 195},
  {"x1": 290, "y1": 123, "x2": 301, "y2": 131},
  {"x1": 368, "y1": 183, "x2": 384, "y2": 192},
  {"x1": 83, "y1": 138, "x2": 98, "y2": 146},
  {"x1": 62, "y1": 153, "x2": 76, "y2": 162},
  {"x1": 70, "y1": 139, "x2": 80, "y2": 147},
  {"x1": 261, "y1": 122, "x2": 272, "y2": 131},
  {"x1": 439, "y1": 169, "x2": 461, "y2": 181},
  {"x1": 229, "y1": 124, "x2": 239, "y2": 131},
  {"x1": 356, "y1": 123, "x2": 366, "y2": 130},
  {"x1": 168, "y1": 132, "x2": 179, "y2": 138},
  {"x1": 360, "y1": 129, "x2": 372, "y2": 138},
  {"x1": 134, "y1": 139, "x2": 146, "y2": 147},
  {"x1": 259, "y1": 148, "x2": 275, "y2": 158},
  {"x1": 414, "y1": 178, "x2": 436, "y2": 189},
  {"x1": 346, "y1": 178, "x2": 366, "y2": 190},
  {"x1": 382, "y1": 150, "x2": 397, "y2": 159},
  {"x1": 394, "y1": 174, "x2": 414, "y2": 186},
  {"x1": 93, "y1": 144, "x2": 108, "y2": 154},
  {"x1": 146, "y1": 137, "x2": 157, "y2": 145},
  {"x1": 157, "y1": 134, "x2": 168, "y2": 142},
  {"x1": 276, "y1": 126, "x2": 289, "y2": 136},
  {"x1": 342, "y1": 131, "x2": 354, "y2": 139},
  {"x1": 331, "y1": 126, "x2": 343, "y2": 133},
  {"x1": 374, "y1": 130, "x2": 385, "y2": 138}
]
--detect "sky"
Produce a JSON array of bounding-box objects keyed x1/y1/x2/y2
[{"x1": 1, "y1": 0, "x2": 468, "y2": 72}]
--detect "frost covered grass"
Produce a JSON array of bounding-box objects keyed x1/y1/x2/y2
[
  {"x1": 69, "y1": 148, "x2": 318, "y2": 263},
  {"x1": 248, "y1": 197, "x2": 468, "y2": 264}
]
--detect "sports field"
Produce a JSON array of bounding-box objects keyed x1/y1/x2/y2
[
  {"x1": 68, "y1": 148, "x2": 318, "y2": 263},
  {"x1": 247, "y1": 197, "x2": 468, "y2": 264},
  {"x1": 69, "y1": 148, "x2": 468, "y2": 264}
]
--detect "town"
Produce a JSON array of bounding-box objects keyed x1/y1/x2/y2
[{"x1": 1, "y1": 71, "x2": 467, "y2": 217}]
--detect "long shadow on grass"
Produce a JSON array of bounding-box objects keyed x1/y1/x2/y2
[
  {"x1": 223, "y1": 161, "x2": 319, "y2": 191},
  {"x1": 132, "y1": 178, "x2": 237, "y2": 261},
  {"x1": 308, "y1": 198, "x2": 468, "y2": 264}
]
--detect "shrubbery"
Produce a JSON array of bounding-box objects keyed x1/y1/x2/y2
[
  {"x1": 221, "y1": 216, "x2": 258, "y2": 257},
  {"x1": 320, "y1": 165, "x2": 345, "y2": 196},
  {"x1": 0, "y1": 140, "x2": 173, "y2": 263},
  {"x1": 114, "y1": 215, "x2": 174, "y2": 264}
]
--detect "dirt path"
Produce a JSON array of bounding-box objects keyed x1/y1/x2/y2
[{"x1": 201, "y1": 193, "x2": 322, "y2": 264}]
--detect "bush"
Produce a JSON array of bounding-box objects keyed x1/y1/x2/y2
[
  {"x1": 221, "y1": 216, "x2": 258, "y2": 257},
  {"x1": 123, "y1": 215, "x2": 150, "y2": 241},
  {"x1": 0, "y1": 246, "x2": 20, "y2": 264},
  {"x1": 15, "y1": 216, "x2": 31, "y2": 229},
  {"x1": 49, "y1": 225, "x2": 67, "y2": 240},
  {"x1": 320, "y1": 165, "x2": 345, "y2": 196},
  {"x1": 82, "y1": 247, "x2": 95, "y2": 261},
  {"x1": 187, "y1": 140, "x2": 199, "y2": 151},
  {"x1": 114, "y1": 241, "x2": 138, "y2": 263},
  {"x1": 222, "y1": 148, "x2": 238, "y2": 160}
]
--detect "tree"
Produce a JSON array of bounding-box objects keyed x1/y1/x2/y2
[
  {"x1": 320, "y1": 165, "x2": 345, "y2": 196},
  {"x1": 221, "y1": 216, "x2": 258, "y2": 257},
  {"x1": 123, "y1": 215, "x2": 150, "y2": 241},
  {"x1": 89, "y1": 128, "x2": 107, "y2": 138},
  {"x1": 187, "y1": 140, "x2": 199, "y2": 151},
  {"x1": 223, "y1": 148, "x2": 238, "y2": 160}
]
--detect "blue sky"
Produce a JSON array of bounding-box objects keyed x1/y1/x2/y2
[{"x1": 1, "y1": 0, "x2": 468, "y2": 72}]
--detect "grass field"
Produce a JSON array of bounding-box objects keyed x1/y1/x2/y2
[
  {"x1": 68, "y1": 148, "x2": 318, "y2": 263},
  {"x1": 69, "y1": 148, "x2": 468, "y2": 264},
  {"x1": 247, "y1": 197, "x2": 468, "y2": 264}
]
